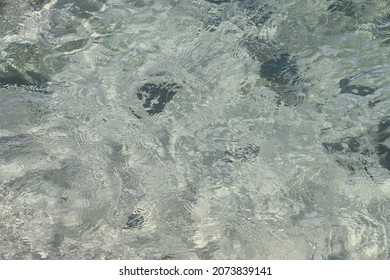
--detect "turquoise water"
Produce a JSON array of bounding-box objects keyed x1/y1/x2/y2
[{"x1": 0, "y1": 0, "x2": 389, "y2": 259}]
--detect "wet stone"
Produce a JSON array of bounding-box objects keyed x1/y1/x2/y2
[{"x1": 137, "y1": 83, "x2": 180, "y2": 116}]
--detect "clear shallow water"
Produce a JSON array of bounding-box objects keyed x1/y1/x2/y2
[{"x1": 0, "y1": 0, "x2": 389, "y2": 259}]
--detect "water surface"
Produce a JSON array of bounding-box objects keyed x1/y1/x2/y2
[{"x1": 0, "y1": 0, "x2": 390, "y2": 259}]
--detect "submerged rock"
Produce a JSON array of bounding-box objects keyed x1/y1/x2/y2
[
  {"x1": 205, "y1": 0, "x2": 232, "y2": 4},
  {"x1": 322, "y1": 135, "x2": 373, "y2": 177},
  {"x1": 54, "y1": 0, "x2": 107, "y2": 18},
  {"x1": 0, "y1": 66, "x2": 49, "y2": 88},
  {"x1": 224, "y1": 144, "x2": 260, "y2": 162},
  {"x1": 326, "y1": 0, "x2": 372, "y2": 20},
  {"x1": 204, "y1": 14, "x2": 223, "y2": 32},
  {"x1": 375, "y1": 117, "x2": 390, "y2": 171},
  {"x1": 322, "y1": 117, "x2": 390, "y2": 174},
  {"x1": 123, "y1": 213, "x2": 145, "y2": 230},
  {"x1": 373, "y1": 14, "x2": 390, "y2": 44},
  {"x1": 327, "y1": 0, "x2": 359, "y2": 17},
  {"x1": 377, "y1": 118, "x2": 390, "y2": 142},
  {"x1": 0, "y1": 43, "x2": 51, "y2": 89},
  {"x1": 339, "y1": 78, "x2": 376, "y2": 96},
  {"x1": 28, "y1": 0, "x2": 51, "y2": 10},
  {"x1": 323, "y1": 137, "x2": 360, "y2": 153},
  {"x1": 376, "y1": 144, "x2": 390, "y2": 171},
  {"x1": 244, "y1": 37, "x2": 304, "y2": 105},
  {"x1": 238, "y1": 1, "x2": 274, "y2": 26},
  {"x1": 260, "y1": 53, "x2": 299, "y2": 86},
  {"x1": 0, "y1": 134, "x2": 35, "y2": 163},
  {"x1": 137, "y1": 83, "x2": 180, "y2": 116},
  {"x1": 244, "y1": 37, "x2": 280, "y2": 63}
]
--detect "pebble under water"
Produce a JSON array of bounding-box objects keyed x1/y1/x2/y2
[{"x1": 0, "y1": 0, "x2": 390, "y2": 259}]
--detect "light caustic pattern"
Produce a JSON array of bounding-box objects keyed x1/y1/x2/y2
[{"x1": 0, "y1": 0, "x2": 390, "y2": 259}]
